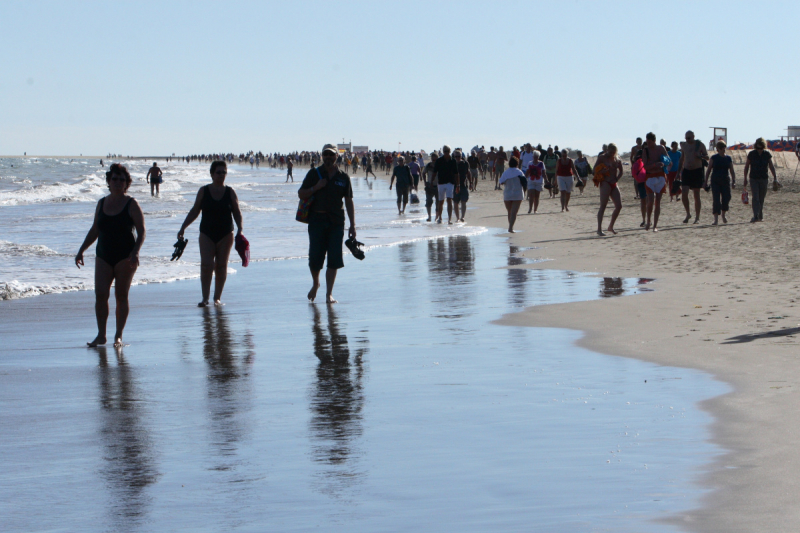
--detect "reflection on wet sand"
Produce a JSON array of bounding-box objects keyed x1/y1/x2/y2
[
  {"x1": 427, "y1": 236, "x2": 476, "y2": 318},
  {"x1": 95, "y1": 346, "x2": 158, "y2": 528},
  {"x1": 202, "y1": 308, "x2": 255, "y2": 466},
  {"x1": 398, "y1": 241, "x2": 417, "y2": 281},
  {"x1": 507, "y1": 245, "x2": 528, "y2": 306},
  {"x1": 309, "y1": 305, "x2": 368, "y2": 497},
  {"x1": 600, "y1": 277, "x2": 625, "y2": 298}
]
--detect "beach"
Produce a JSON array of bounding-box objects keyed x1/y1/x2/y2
[
  {"x1": 1, "y1": 155, "x2": 798, "y2": 531},
  {"x1": 469, "y1": 161, "x2": 800, "y2": 532}
]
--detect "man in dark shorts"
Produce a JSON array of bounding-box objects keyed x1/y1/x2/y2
[
  {"x1": 298, "y1": 143, "x2": 356, "y2": 304},
  {"x1": 146, "y1": 162, "x2": 163, "y2": 196},
  {"x1": 423, "y1": 152, "x2": 439, "y2": 222},
  {"x1": 453, "y1": 150, "x2": 470, "y2": 222},
  {"x1": 467, "y1": 149, "x2": 480, "y2": 191},
  {"x1": 433, "y1": 145, "x2": 458, "y2": 224},
  {"x1": 389, "y1": 156, "x2": 415, "y2": 215},
  {"x1": 678, "y1": 130, "x2": 710, "y2": 224}
]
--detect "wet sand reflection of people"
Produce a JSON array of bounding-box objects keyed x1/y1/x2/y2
[
  {"x1": 95, "y1": 346, "x2": 158, "y2": 527},
  {"x1": 427, "y1": 236, "x2": 476, "y2": 318},
  {"x1": 309, "y1": 306, "x2": 366, "y2": 494},
  {"x1": 507, "y1": 245, "x2": 528, "y2": 307},
  {"x1": 398, "y1": 242, "x2": 416, "y2": 281},
  {"x1": 202, "y1": 308, "x2": 254, "y2": 461},
  {"x1": 600, "y1": 277, "x2": 625, "y2": 298}
]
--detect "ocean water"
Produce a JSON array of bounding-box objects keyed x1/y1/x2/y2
[
  {"x1": 0, "y1": 231, "x2": 728, "y2": 532},
  {"x1": 0, "y1": 157, "x2": 482, "y2": 299}
]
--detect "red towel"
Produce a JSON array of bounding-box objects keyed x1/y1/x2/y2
[{"x1": 235, "y1": 233, "x2": 250, "y2": 267}]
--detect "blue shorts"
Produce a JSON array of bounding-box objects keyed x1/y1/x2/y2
[{"x1": 307, "y1": 212, "x2": 345, "y2": 270}]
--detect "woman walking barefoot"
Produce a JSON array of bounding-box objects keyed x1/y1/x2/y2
[
  {"x1": 75, "y1": 164, "x2": 145, "y2": 347},
  {"x1": 595, "y1": 144, "x2": 624, "y2": 236},
  {"x1": 704, "y1": 140, "x2": 736, "y2": 225},
  {"x1": 178, "y1": 161, "x2": 244, "y2": 307},
  {"x1": 498, "y1": 157, "x2": 525, "y2": 233}
]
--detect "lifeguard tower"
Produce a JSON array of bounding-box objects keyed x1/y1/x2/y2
[{"x1": 709, "y1": 127, "x2": 727, "y2": 148}]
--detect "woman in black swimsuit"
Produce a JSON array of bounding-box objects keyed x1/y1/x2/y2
[
  {"x1": 178, "y1": 161, "x2": 243, "y2": 307},
  {"x1": 75, "y1": 164, "x2": 146, "y2": 347}
]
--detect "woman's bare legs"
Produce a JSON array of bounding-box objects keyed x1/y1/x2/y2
[
  {"x1": 89, "y1": 258, "x2": 115, "y2": 346},
  {"x1": 505, "y1": 200, "x2": 522, "y2": 232},
  {"x1": 597, "y1": 184, "x2": 611, "y2": 235},
  {"x1": 89, "y1": 257, "x2": 137, "y2": 347},
  {"x1": 213, "y1": 233, "x2": 234, "y2": 304},
  {"x1": 198, "y1": 232, "x2": 234, "y2": 307},
  {"x1": 111, "y1": 259, "x2": 138, "y2": 346},
  {"x1": 597, "y1": 183, "x2": 622, "y2": 235},
  {"x1": 608, "y1": 187, "x2": 622, "y2": 233}
]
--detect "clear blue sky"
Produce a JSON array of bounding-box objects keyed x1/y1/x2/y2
[{"x1": 2, "y1": 0, "x2": 797, "y2": 155}]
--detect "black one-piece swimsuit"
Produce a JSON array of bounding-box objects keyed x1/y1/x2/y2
[
  {"x1": 96, "y1": 197, "x2": 135, "y2": 266},
  {"x1": 199, "y1": 185, "x2": 234, "y2": 243}
]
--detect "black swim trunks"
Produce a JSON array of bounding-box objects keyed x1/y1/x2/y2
[{"x1": 681, "y1": 167, "x2": 704, "y2": 190}]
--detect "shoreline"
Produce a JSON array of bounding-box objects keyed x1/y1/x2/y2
[{"x1": 468, "y1": 166, "x2": 800, "y2": 532}]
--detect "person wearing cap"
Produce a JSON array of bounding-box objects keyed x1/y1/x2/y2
[{"x1": 298, "y1": 144, "x2": 356, "y2": 304}]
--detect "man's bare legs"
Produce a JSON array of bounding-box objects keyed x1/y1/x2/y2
[
  {"x1": 308, "y1": 267, "x2": 338, "y2": 304},
  {"x1": 645, "y1": 191, "x2": 663, "y2": 231},
  {"x1": 457, "y1": 201, "x2": 466, "y2": 222},
  {"x1": 681, "y1": 186, "x2": 701, "y2": 223},
  {"x1": 446, "y1": 198, "x2": 453, "y2": 224},
  {"x1": 198, "y1": 232, "x2": 234, "y2": 307},
  {"x1": 436, "y1": 200, "x2": 444, "y2": 223},
  {"x1": 88, "y1": 257, "x2": 137, "y2": 347},
  {"x1": 505, "y1": 200, "x2": 522, "y2": 232}
]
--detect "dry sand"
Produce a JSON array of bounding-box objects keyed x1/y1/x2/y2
[{"x1": 467, "y1": 159, "x2": 800, "y2": 533}]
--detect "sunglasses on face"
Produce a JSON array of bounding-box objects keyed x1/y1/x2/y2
[{"x1": 109, "y1": 176, "x2": 126, "y2": 182}]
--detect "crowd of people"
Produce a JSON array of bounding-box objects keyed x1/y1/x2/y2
[{"x1": 82, "y1": 135, "x2": 792, "y2": 346}]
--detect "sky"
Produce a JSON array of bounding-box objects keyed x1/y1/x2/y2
[{"x1": 2, "y1": 0, "x2": 798, "y2": 156}]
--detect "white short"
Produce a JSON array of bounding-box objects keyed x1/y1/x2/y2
[
  {"x1": 645, "y1": 176, "x2": 667, "y2": 195},
  {"x1": 438, "y1": 183, "x2": 454, "y2": 199},
  {"x1": 557, "y1": 175, "x2": 574, "y2": 193},
  {"x1": 528, "y1": 180, "x2": 543, "y2": 192}
]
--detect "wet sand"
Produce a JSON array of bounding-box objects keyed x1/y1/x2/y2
[
  {"x1": 0, "y1": 232, "x2": 725, "y2": 532},
  {"x1": 469, "y1": 163, "x2": 800, "y2": 532}
]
